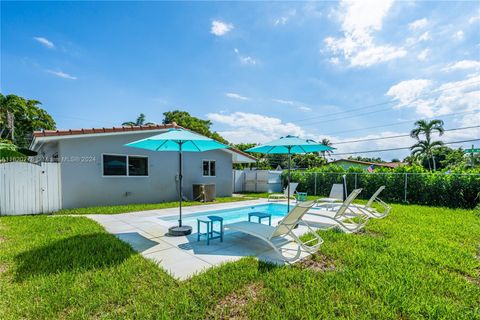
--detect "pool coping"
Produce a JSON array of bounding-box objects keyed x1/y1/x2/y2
[{"x1": 85, "y1": 198, "x2": 327, "y2": 280}]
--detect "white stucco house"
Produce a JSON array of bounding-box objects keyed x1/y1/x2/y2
[{"x1": 31, "y1": 123, "x2": 256, "y2": 209}]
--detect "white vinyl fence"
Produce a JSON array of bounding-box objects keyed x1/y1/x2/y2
[
  {"x1": 0, "y1": 162, "x2": 62, "y2": 215},
  {"x1": 232, "y1": 169, "x2": 283, "y2": 193}
]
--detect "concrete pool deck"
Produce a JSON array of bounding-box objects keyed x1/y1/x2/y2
[{"x1": 87, "y1": 199, "x2": 336, "y2": 280}]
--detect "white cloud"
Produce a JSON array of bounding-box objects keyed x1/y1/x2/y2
[
  {"x1": 453, "y1": 30, "x2": 464, "y2": 40},
  {"x1": 273, "y1": 99, "x2": 296, "y2": 106},
  {"x1": 387, "y1": 79, "x2": 432, "y2": 105},
  {"x1": 33, "y1": 36, "x2": 54, "y2": 49},
  {"x1": 234, "y1": 48, "x2": 257, "y2": 65},
  {"x1": 329, "y1": 57, "x2": 340, "y2": 65},
  {"x1": 206, "y1": 112, "x2": 305, "y2": 143},
  {"x1": 210, "y1": 20, "x2": 233, "y2": 36},
  {"x1": 406, "y1": 31, "x2": 431, "y2": 46},
  {"x1": 327, "y1": 131, "x2": 415, "y2": 161},
  {"x1": 273, "y1": 99, "x2": 312, "y2": 111},
  {"x1": 442, "y1": 60, "x2": 480, "y2": 72},
  {"x1": 468, "y1": 15, "x2": 479, "y2": 24},
  {"x1": 417, "y1": 48, "x2": 430, "y2": 61},
  {"x1": 299, "y1": 106, "x2": 313, "y2": 111},
  {"x1": 418, "y1": 31, "x2": 431, "y2": 42},
  {"x1": 225, "y1": 92, "x2": 249, "y2": 100},
  {"x1": 47, "y1": 70, "x2": 77, "y2": 80},
  {"x1": 274, "y1": 9, "x2": 296, "y2": 25},
  {"x1": 408, "y1": 18, "x2": 428, "y2": 30},
  {"x1": 386, "y1": 75, "x2": 480, "y2": 117},
  {"x1": 324, "y1": 0, "x2": 406, "y2": 67}
]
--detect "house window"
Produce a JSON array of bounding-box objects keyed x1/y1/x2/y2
[
  {"x1": 103, "y1": 154, "x2": 148, "y2": 177},
  {"x1": 128, "y1": 156, "x2": 148, "y2": 176},
  {"x1": 103, "y1": 155, "x2": 127, "y2": 176},
  {"x1": 203, "y1": 160, "x2": 215, "y2": 177}
]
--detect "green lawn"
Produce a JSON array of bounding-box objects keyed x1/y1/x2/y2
[
  {"x1": 1, "y1": 204, "x2": 479, "y2": 319},
  {"x1": 54, "y1": 196, "x2": 255, "y2": 215}
]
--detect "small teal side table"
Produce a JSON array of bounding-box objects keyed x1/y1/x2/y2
[
  {"x1": 248, "y1": 212, "x2": 272, "y2": 225},
  {"x1": 197, "y1": 215, "x2": 224, "y2": 245},
  {"x1": 296, "y1": 192, "x2": 308, "y2": 202}
]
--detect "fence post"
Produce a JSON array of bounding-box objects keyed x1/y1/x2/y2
[
  {"x1": 354, "y1": 173, "x2": 357, "y2": 189},
  {"x1": 314, "y1": 172, "x2": 317, "y2": 195},
  {"x1": 404, "y1": 173, "x2": 408, "y2": 203}
]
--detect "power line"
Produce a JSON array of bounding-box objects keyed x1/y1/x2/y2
[
  {"x1": 325, "y1": 110, "x2": 478, "y2": 136},
  {"x1": 289, "y1": 79, "x2": 480, "y2": 124},
  {"x1": 333, "y1": 139, "x2": 480, "y2": 156},
  {"x1": 331, "y1": 125, "x2": 480, "y2": 145}
]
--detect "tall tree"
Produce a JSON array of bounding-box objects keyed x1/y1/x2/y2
[
  {"x1": 292, "y1": 153, "x2": 325, "y2": 168},
  {"x1": 410, "y1": 119, "x2": 445, "y2": 171},
  {"x1": 162, "y1": 110, "x2": 229, "y2": 145},
  {"x1": 122, "y1": 113, "x2": 155, "y2": 126},
  {"x1": 0, "y1": 93, "x2": 56, "y2": 148},
  {"x1": 320, "y1": 138, "x2": 333, "y2": 159}
]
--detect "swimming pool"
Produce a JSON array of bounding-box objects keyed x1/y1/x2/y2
[{"x1": 159, "y1": 203, "x2": 290, "y2": 225}]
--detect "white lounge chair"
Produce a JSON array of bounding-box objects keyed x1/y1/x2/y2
[
  {"x1": 316, "y1": 183, "x2": 344, "y2": 210},
  {"x1": 268, "y1": 182, "x2": 299, "y2": 202},
  {"x1": 306, "y1": 188, "x2": 369, "y2": 233},
  {"x1": 352, "y1": 186, "x2": 391, "y2": 219},
  {"x1": 225, "y1": 201, "x2": 323, "y2": 263}
]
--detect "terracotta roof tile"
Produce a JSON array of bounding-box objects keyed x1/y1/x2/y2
[
  {"x1": 33, "y1": 124, "x2": 178, "y2": 137},
  {"x1": 32, "y1": 123, "x2": 256, "y2": 160}
]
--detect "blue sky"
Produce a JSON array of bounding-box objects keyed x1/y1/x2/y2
[{"x1": 2, "y1": 1, "x2": 479, "y2": 160}]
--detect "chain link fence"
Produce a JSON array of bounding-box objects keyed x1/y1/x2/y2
[{"x1": 286, "y1": 171, "x2": 480, "y2": 209}]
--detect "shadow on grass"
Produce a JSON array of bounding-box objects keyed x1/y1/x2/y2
[{"x1": 14, "y1": 233, "x2": 133, "y2": 281}]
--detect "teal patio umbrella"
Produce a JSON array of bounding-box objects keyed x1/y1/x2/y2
[
  {"x1": 246, "y1": 136, "x2": 334, "y2": 211},
  {"x1": 125, "y1": 128, "x2": 229, "y2": 236}
]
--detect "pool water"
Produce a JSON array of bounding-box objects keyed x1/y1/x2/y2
[{"x1": 159, "y1": 203, "x2": 290, "y2": 225}]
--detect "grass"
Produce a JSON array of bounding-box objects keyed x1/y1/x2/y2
[
  {"x1": 1, "y1": 203, "x2": 479, "y2": 319},
  {"x1": 54, "y1": 196, "x2": 255, "y2": 215}
]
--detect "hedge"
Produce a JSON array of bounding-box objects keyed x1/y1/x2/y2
[{"x1": 284, "y1": 165, "x2": 480, "y2": 209}]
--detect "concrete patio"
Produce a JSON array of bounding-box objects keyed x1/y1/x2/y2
[{"x1": 87, "y1": 199, "x2": 333, "y2": 280}]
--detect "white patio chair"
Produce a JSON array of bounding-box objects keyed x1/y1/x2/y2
[
  {"x1": 306, "y1": 188, "x2": 369, "y2": 233},
  {"x1": 268, "y1": 182, "x2": 299, "y2": 202},
  {"x1": 316, "y1": 183, "x2": 344, "y2": 210},
  {"x1": 225, "y1": 200, "x2": 323, "y2": 263},
  {"x1": 352, "y1": 186, "x2": 391, "y2": 219}
]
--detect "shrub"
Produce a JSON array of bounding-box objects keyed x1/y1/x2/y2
[{"x1": 283, "y1": 165, "x2": 480, "y2": 209}]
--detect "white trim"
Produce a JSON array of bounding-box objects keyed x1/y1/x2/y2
[
  {"x1": 202, "y1": 159, "x2": 216, "y2": 177},
  {"x1": 101, "y1": 153, "x2": 149, "y2": 178}
]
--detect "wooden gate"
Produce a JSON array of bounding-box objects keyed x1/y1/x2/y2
[{"x1": 0, "y1": 162, "x2": 62, "y2": 215}]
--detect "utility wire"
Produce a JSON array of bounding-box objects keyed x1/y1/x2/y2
[
  {"x1": 290, "y1": 79, "x2": 480, "y2": 124},
  {"x1": 333, "y1": 139, "x2": 480, "y2": 156},
  {"x1": 331, "y1": 125, "x2": 480, "y2": 145},
  {"x1": 325, "y1": 110, "x2": 478, "y2": 135}
]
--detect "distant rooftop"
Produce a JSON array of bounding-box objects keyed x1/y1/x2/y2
[{"x1": 331, "y1": 158, "x2": 405, "y2": 168}]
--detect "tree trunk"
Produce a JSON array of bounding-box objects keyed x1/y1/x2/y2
[
  {"x1": 432, "y1": 153, "x2": 437, "y2": 171},
  {"x1": 427, "y1": 156, "x2": 432, "y2": 171}
]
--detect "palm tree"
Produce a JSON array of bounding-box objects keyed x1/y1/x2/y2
[
  {"x1": 320, "y1": 138, "x2": 333, "y2": 160},
  {"x1": 122, "y1": 113, "x2": 155, "y2": 127},
  {"x1": 410, "y1": 140, "x2": 444, "y2": 170},
  {"x1": 410, "y1": 119, "x2": 445, "y2": 170}
]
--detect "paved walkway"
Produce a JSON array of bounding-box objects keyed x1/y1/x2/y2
[{"x1": 87, "y1": 199, "x2": 332, "y2": 280}]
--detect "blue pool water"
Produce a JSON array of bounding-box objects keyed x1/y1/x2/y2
[{"x1": 159, "y1": 203, "x2": 290, "y2": 225}]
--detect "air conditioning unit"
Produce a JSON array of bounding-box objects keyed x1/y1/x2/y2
[{"x1": 193, "y1": 183, "x2": 216, "y2": 202}]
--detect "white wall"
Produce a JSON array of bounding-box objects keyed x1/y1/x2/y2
[{"x1": 37, "y1": 132, "x2": 233, "y2": 209}]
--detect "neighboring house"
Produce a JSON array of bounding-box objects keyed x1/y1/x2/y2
[
  {"x1": 329, "y1": 159, "x2": 405, "y2": 171},
  {"x1": 31, "y1": 124, "x2": 256, "y2": 209}
]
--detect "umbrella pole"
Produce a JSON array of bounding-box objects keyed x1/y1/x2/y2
[
  {"x1": 287, "y1": 148, "x2": 291, "y2": 212},
  {"x1": 179, "y1": 143, "x2": 183, "y2": 227}
]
